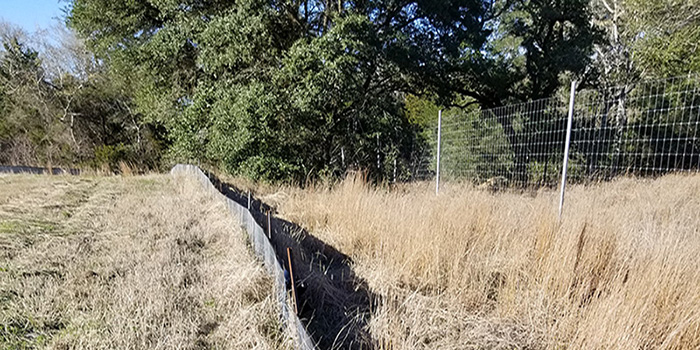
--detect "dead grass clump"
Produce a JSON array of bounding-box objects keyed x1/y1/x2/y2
[
  {"x1": 0, "y1": 174, "x2": 289, "y2": 349},
  {"x1": 271, "y1": 173, "x2": 700, "y2": 349}
]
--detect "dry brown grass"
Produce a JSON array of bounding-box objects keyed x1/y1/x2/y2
[
  {"x1": 265, "y1": 174, "x2": 700, "y2": 349},
  {"x1": 0, "y1": 173, "x2": 289, "y2": 349}
]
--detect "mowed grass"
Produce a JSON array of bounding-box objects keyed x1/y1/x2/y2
[
  {"x1": 0, "y1": 174, "x2": 288, "y2": 349},
  {"x1": 248, "y1": 174, "x2": 700, "y2": 349}
]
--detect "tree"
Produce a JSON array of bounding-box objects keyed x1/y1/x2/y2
[
  {"x1": 626, "y1": 0, "x2": 700, "y2": 77},
  {"x1": 67, "y1": 0, "x2": 493, "y2": 181},
  {"x1": 68, "y1": 0, "x2": 601, "y2": 183},
  {"x1": 575, "y1": 0, "x2": 700, "y2": 178},
  {"x1": 420, "y1": 0, "x2": 601, "y2": 185},
  {"x1": 579, "y1": 0, "x2": 641, "y2": 176},
  {"x1": 0, "y1": 35, "x2": 66, "y2": 165},
  {"x1": 0, "y1": 19, "x2": 158, "y2": 170}
]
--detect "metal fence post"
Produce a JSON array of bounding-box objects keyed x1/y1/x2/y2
[
  {"x1": 559, "y1": 81, "x2": 577, "y2": 219},
  {"x1": 436, "y1": 109, "x2": 442, "y2": 195}
]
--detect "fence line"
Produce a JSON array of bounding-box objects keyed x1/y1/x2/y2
[
  {"x1": 0, "y1": 165, "x2": 81, "y2": 175},
  {"x1": 170, "y1": 164, "x2": 316, "y2": 350},
  {"x1": 418, "y1": 75, "x2": 700, "y2": 195}
]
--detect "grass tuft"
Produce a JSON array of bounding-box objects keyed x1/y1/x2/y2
[
  {"x1": 0, "y1": 174, "x2": 290, "y2": 349},
  {"x1": 260, "y1": 173, "x2": 700, "y2": 349}
]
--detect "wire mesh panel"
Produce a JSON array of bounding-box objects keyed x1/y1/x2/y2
[
  {"x1": 571, "y1": 75, "x2": 700, "y2": 181},
  {"x1": 419, "y1": 98, "x2": 569, "y2": 188},
  {"x1": 411, "y1": 124, "x2": 438, "y2": 181},
  {"x1": 417, "y1": 75, "x2": 700, "y2": 188}
]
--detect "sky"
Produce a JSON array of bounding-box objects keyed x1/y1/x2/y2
[{"x1": 0, "y1": 0, "x2": 67, "y2": 33}]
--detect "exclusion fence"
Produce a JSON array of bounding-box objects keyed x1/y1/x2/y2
[
  {"x1": 420, "y1": 75, "x2": 700, "y2": 188},
  {"x1": 418, "y1": 74, "x2": 700, "y2": 216},
  {"x1": 170, "y1": 164, "x2": 316, "y2": 350},
  {"x1": 0, "y1": 165, "x2": 81, "y2": 175}
]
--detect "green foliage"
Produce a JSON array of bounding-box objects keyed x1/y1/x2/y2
[
  {"x1": 626, "y1": 0, "x2": 700, "y2": 77},
  {"x1": 417, "y1": 0, "x2": 601, "y2": 107},
  {"x1": 0, "y1": 22, "x2": 161, "y2": 170},
  {"x1": 0, "y1": 37, "x2": 67, "y2": 165},
  {"x1": 0, "y1": 83, "x2": 7, "y2": 138},
  {"x1": 571, "y1": 0, "x2": 700, "y2": 182},
  {"x1": 93, "y1": 144, "x2": 129, "y2": 170},
  {"x1": 3, "y1": 0, "x2": 691, "y2": 185},
  {"x1": 438, "y1": 109, "x2": 517, "y2": 182},
  {"x1": 65, "y1": 0, "x2": 602, "y2": 183},
  {"x1": 404, "y1": 94, "x2": 441, "y2": 128}
]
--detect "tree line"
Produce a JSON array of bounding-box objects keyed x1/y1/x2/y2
[{"x1": 1, "y1": 0, "x2": 698, "y2": 182}]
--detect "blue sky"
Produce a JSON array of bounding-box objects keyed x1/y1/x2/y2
[{"x1": 1, "y1": 0, "x2": 67, "y2": 33}]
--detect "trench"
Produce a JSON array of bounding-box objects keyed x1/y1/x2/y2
[{"x1": 206, "y1": 173, "x2": 377, "y2": 350}]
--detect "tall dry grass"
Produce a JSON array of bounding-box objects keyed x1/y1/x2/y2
[
  {"x1": 272, "y1": 174, "x2": 700, "y2": 349},
  {"x1": 0, "y1": 174, "x2": 289, "y2": 349}
]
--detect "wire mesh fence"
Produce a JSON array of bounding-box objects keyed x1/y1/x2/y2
[{"x1": 413, "y1": 74, "x2": 700, "y2": 188}]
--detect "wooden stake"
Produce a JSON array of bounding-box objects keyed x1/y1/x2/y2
[{"x1": 286, "y1": 247, "x2": 298, "y2": 315}]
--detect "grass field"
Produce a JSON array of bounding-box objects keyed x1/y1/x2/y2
[
  {"x1": 0, "y1": 173, "x2": 287, "y2": 349},
  {"x1": 4, "y1": 171, "x2": 699, "y2": 350},
  {"x1": 243, "y1": 173, "x2": 700, "y2": 349}
]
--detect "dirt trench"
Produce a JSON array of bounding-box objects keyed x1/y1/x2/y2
[{"x1": 207, "y1": 174, "x2": 378, "y2": 350}]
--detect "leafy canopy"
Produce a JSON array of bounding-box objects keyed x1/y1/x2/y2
[{"x1": 69, "y1": 0, "x2": 599, "y2": 181}]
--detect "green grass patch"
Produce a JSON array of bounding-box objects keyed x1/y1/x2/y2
[
  {"x1": 0, "y1": 316, "x2": 63, "y2": 350},
  {"x1": 0, "y1": 219, "x2": 58, "y2": 235}
]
